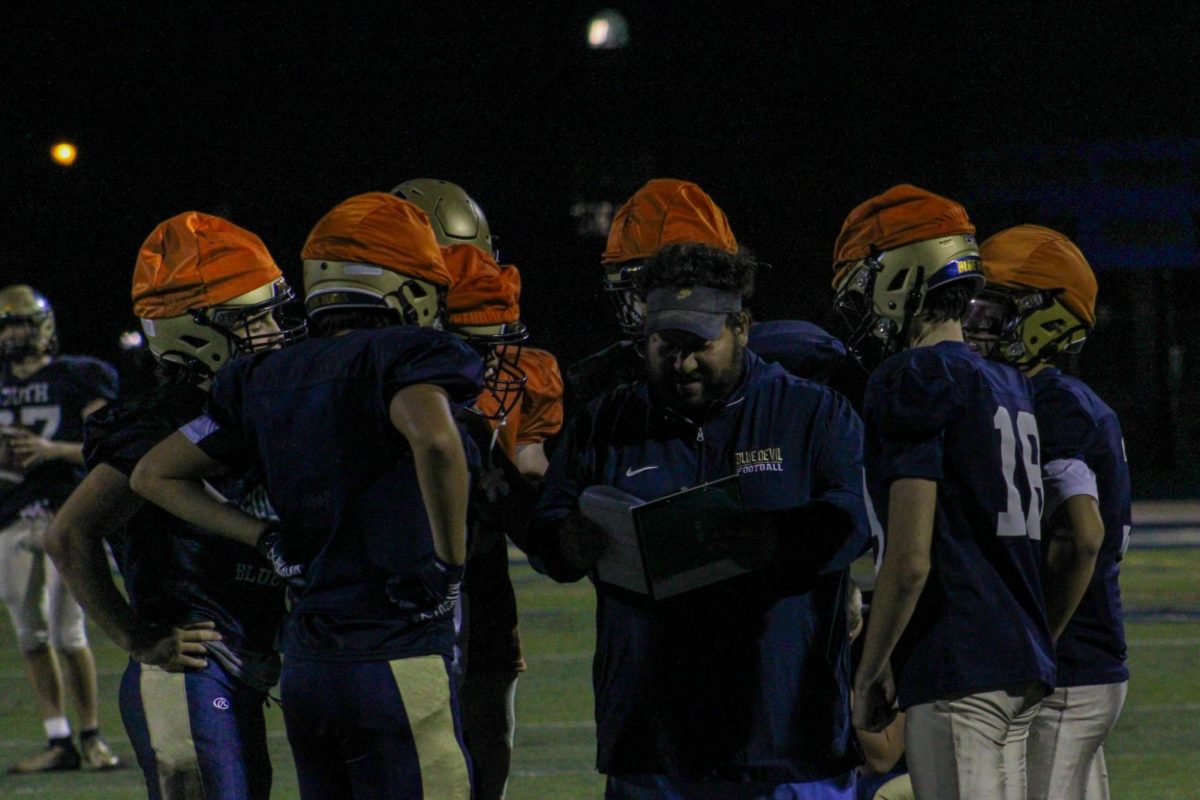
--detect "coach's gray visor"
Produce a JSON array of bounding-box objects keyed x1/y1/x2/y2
[{"x1": 644, "y1": 286, "x2": 742, "y2": 341}]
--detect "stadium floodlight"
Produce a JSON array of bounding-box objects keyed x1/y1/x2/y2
[
  {"x1": 587, "y1": 9, "x2": 629, "y2": 49},
  {"x1": 51, "y1": 141, "x2": 77, "y2": 166}
]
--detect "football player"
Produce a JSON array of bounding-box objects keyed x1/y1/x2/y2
[
  {"x1": 0, "y1": 284, "x2": 122, "y2": 773},
  {"x1": 839, "y1": 186, "x2": 1056, "y2": 799},
  {"x1": 45, "y1": 212, "x2": 304, "y2": 798},
  {"x1": 566, "y1": 178, "x2": 847, "y2": 417},
  {"x1": 130, "y1": 193, "x2": 483, "y2": 800},
  {"x1": 965, "y1": 225, "x2": 1129, "y2": 800},
  {"x1": 395, "y1": 178, "x2": 565, "y2": 800},
  {"x1": 391, "y1": 179, "x2": 563, "y2": 481}
]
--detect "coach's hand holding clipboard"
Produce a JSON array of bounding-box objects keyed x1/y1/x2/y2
[{"x1": 579, "y1": 475, "x2": 759, "y2": 600}]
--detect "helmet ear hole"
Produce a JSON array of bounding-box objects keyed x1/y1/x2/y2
[
  {"x1": 395, "y1": 278, "x2": 445, "y2": 328},
  {"x1": 886, "y1": 269, "x2": 910, "y2": 292},
  {"x1": 179, "y1": 335, "x2": 209, "y2": 349}
]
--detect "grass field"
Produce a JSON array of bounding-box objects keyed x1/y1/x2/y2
[{"x1": 1, "y1": 545, "x2": 1196, "y2": 799}]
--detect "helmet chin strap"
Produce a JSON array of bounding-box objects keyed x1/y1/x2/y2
[{"x1": 898, "y1": 266, "x2": 927, "y2": 348}]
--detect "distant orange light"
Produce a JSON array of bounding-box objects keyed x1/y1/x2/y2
[{"x1": 51, "y1": 142, "x2": 77, "y2": 166}]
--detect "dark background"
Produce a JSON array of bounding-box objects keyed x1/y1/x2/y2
[{"x1": 4, "y1": 3, "x2": 1198, "y2": 495}]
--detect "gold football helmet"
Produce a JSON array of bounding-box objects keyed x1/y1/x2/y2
[
  {"x1": 302, "y1": 260, "x2": 446, "y2": 330},
  {"x1": 833, "y1": 234, "x2": 984, "y2": 367},
  {"x1": 965, "y1": 225, "x2": 1096, "y2": 369},
  {"x1": 390, "y1": 179, "x2": 495, "y2": 258},
  {"x1": 134, "y1": 212, "x2": 307, "y2": 375},
  {"x1": 141, "y1": 279, "x2": 304, "y2": 374},
  {"x1": 0, "y1": 285, "x2": 58, "y2": 362}
]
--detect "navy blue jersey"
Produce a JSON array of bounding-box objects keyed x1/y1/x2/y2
[
  {"x1": 863, "y1": 341, "x2": 1055, "y2": 709},
  {"x1": 1, "y1": 355, "x2": 119, "y2": 527},
  {"x1": 188, "y1": 327, "x2": 484, "y2": 663},
  {"x1": 563, "y1": 339, "x2": 645, "y2": 423},
  {"x1": 535, "y1": 351, "x2": 869, "y2": 782},
  {"x1": 1032, "y1": 367, "x2": 1130, "y2": 687},
  {"x1": 83, "y1": 383, "x2": 285, "y2": 692},
  {"x1": 747, "y1": 320, "x2": 847, "y2": 384}
]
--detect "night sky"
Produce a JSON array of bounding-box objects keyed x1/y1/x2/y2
[{"x1": 5, "y1": 4, "x2": 1199, "y2": 490}]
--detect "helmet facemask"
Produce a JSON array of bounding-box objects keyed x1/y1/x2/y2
[
  {"x1": 833, "y1": 234, "x2": 982, "y2": 372},
  {"x1": 603, "y1": 262, "x2": 646, "y2": 339},
  {"x1": 141, "y1": 279, "x2": 306, "y2": 376},
  {"x1": 0, "y1": 286, "x2": 57, "y2": 363},
  {"x1": 200, "y1": 280, "x2": 307, "y2": 354},
  {"x1": 963, "y1": 285, "x2": 1090, "y2": 369},
  {"x1": 456, "y1": 322, "x2": 529, "y2": 422}
]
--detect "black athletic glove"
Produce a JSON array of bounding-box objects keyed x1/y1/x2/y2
[
  {"x1": 255, "y1": 523, "x2": 306, "y2": 590},
  {"x1": 386, "y1": 555, "x2": 465, "y2": 625}
]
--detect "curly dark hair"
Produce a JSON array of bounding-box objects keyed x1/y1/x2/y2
[
  {"x1": 634, "y1": 243, "x2": 756, "y2": 301},
  {"x1": 310, "y1": 308, "x2": 397, "y2": 337},
  {"x1": 919, "y1": 283, "x2": 974, "y2": 326}
]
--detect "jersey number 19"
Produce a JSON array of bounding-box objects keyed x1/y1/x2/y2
[{"x1": 993, "y1": 406, "x2": 1043, "y2": 541}]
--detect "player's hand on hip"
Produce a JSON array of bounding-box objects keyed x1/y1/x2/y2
[
  {"x1": 131, "y1": 621, "x2": 222, "y2": 672},
  {"x1": 387, "y1": 554, "x2": 465, "y2": 625},
  {"x1": 852, "y1": 663, "x2": 898, "y2": 732},
  {"x1": 559, "y1": 511, "x2": 607, "y2": 571}
]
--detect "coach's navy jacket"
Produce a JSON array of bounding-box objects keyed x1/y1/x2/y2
[{"x1": 533, "y1": 351, "x2": 868, "y2": 783}]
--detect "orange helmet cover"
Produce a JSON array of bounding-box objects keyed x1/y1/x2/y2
[
  {"x1": 832, "y1": 184, "x2": 975, "y2": 288},
  {"x1": 444, "y1": 245, "x2": 522, "y2": 327},
  {"x1": 133, "y1": 212, "x2": 282, "y2": 319},
  {"x1": 602, "y1": 179, "x2": 738, "y2": 264},
  {"x1": 980, "y1": 225, "x2": 1097, "y2": 326},
  {"x1": 515, "y1": 348, "x2": 563, "y2": 446},
  {"x1": 302, "y1": 192, "x2": 451, "y2": 287}
]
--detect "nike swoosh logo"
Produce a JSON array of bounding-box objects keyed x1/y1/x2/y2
[{"x1": 625, "y1": 466, "x2": 659, "y2": 477}]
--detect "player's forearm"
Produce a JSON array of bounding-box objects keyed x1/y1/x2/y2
[
  {"x1": 51, "y1": 523, "x2": 144, "y2": 652},
  {"x1": 131, "y1": 471, "x2": 265, "y2": 547},
  {"x1": 389, "y1": 384, "x2": 470, "y2": 565},
  {"x1": 44, "y1": 469, "x2": 146, "y2": 652},
  {"x1": 856, "y1": 478, "x2": 935, "y2": 685},
  {"x1": 1043, "y1": 535, "x2": 1099, "y2": 641},
  {"x1": 1043, "y1": 494, "x2": 1104, "y2": 641},
  {"x1": 410, "y1": 432, "x2": 469, "y2": 565},
  {"x1": 856, "y1": 551, "x2": 928, "y2": 684},
  {"x1": 49, "y1": 440, "x2": 86, "y2": 466}
]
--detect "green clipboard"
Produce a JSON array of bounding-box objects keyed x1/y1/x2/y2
[{"x1": 631, "y1": 474, "x2": 747, "y2": 600}]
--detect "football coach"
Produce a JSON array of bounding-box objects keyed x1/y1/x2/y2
[{"x1": 530, "y1": 242, "x2": 870, "y2": 800}]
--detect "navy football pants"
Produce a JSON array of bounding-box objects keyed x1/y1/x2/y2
[
  {"x1": 280, "y1": 654, "x2": 472, "y2": 800},
  {"x1": 121, "y1": 658, "x2": 271, "y2": 800}
]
